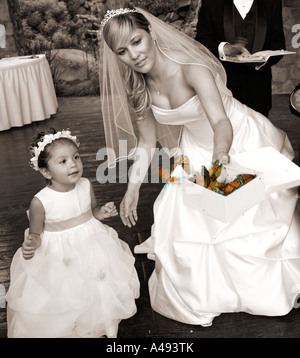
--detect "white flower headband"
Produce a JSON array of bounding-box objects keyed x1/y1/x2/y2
[
  {"x1": 100, "y1": 8, "x2": 138, "y2": 34},
  {"x1": 29, "y1": 129, "x2": 79, "y2": 171}
]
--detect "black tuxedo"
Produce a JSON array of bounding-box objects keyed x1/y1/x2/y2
[{"x1": 195, "y1": 0, "x2": 286, "y2": 117}]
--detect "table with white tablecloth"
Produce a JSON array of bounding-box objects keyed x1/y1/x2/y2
[{"x1": 0, "y1": 54, "x2": 58, "y2": 131}]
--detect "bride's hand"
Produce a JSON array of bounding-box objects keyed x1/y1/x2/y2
[
  {"x1": 219, "y1": 154, "x2": 230, "y2": 165},
  {"x1": 120, "y1": 190, "x2": 140, "y2": 227},
  {"x1": 212, "y1": 151, "x2": 230, "y2": 165}
]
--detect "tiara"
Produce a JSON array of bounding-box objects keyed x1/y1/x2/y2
[
  {"x1": 100, "y1": 8, "x2": 138, "y2": 34},
  {"x1": 29, "y1": 129, "x2": 79, "y2": 171}
]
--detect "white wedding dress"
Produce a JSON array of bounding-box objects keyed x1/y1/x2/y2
[{"x1": 135, "y1": 74, "x2": 300, "y2": 326}]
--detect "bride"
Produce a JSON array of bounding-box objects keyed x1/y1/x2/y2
[{"x1": 100, "y1": 5, "x2": 300, "y2": 326}]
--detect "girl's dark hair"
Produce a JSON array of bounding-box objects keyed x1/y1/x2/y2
[
  {"x1": 29, "y1": 127, "x2": 78, "y2": 171},
  {"x1": 30, "y1": 128, "x2": 55, "y2": 170}
]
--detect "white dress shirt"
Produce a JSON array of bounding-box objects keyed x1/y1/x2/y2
[
  {"x1": 218, "y1": 0, "x2": 254, "y2": 58},
  {"x1": 234, "y1": 0, "x2": 254, "y2": 20}
]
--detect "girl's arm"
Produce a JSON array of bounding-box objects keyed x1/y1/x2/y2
[
  {"x1": 22, "y1": 197, "x2": 44, "y2": 260},
  {"x1": 120, "y1": 110, "x2": 157, "y2": 227},
  {"x1": 90, "y1": 181, "x2": 118, "y2": 221},
  {"x1": 184, "y1": 64, "x2": 233, "y2": 163}
]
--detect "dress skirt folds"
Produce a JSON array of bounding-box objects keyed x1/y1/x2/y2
[
  {"x1": 6, "y1": 178, "x2": 140, "y2": 338},
  {"x1": 135, "y1": 74, "x2": 300, "y2": 326}
]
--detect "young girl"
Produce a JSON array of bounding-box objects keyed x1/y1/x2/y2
[{"x1": 6, "y1": 128, "x2": 140, "y2": 338}]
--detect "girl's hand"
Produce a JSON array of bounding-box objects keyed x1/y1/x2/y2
[
  {"x1": 22, "y1": 233, "x2": 41, "y2": 260},
  {"x1": 120, "y1": 190, "x2": 139, "y2": 228},
  {"x1": 100, "y1": 202, "x2": 118, "y2": 219}
]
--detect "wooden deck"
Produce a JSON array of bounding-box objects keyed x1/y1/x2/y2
[{"x1": 0, "y1": 95, "x2": 299, "y2": 339}]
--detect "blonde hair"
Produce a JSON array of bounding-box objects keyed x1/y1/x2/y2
[{"x1": 103, "y1": 11, "x2": 152, "y2": 119}]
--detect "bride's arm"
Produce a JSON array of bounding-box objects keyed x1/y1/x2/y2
[
  {"x1": 184, "y1": 64, "x2": 233, "y2": 163},
  {"x1": 120, "y1": 110, "x2": 157, "y2": 227}
]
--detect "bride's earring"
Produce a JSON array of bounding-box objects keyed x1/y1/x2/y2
[{"x1": 149, "y1": 26, "x2": 157, "y2": 45}]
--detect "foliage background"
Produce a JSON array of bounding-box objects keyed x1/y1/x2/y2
[
  {"x1": 20, "y1": 0, "x2": 97, "y2": 56},
  {"x1": 17, "y1": 0, "x2": 300, "y2": 96},
  {"x1": 17, "y1": 0, "x2": 197, "y2": 96},
  {"x1": 18, "y1": 0, "x2": 101, "y2": 95}
]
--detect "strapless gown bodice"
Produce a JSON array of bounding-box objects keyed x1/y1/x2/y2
[
  {"x1": 151, "y1": 86, "x2": 294, "y2": 170},
  {"x1": 152, "y1": 95, "x2": 214, "y2": 152}
]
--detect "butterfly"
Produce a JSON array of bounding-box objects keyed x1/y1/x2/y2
[
  {"x1": 193, "y1": 161, "x2": 256, "y2": 197},
  {"x1": 153, "y1": 155, "x2": 191, "y2": 183},
  {"x1": 223, "y1": 174, "x2": 256, "y2": 196}
]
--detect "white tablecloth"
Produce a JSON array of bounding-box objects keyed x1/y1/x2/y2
[{"x1": 0, "y1": 54, "x2": 58, "y2": 131}]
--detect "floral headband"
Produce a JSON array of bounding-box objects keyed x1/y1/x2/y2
[
  {"x1": 100, "y1": 8, "x2": 138, "y2": 34},
  {"x1": 29, "y1": 129, "x2": 80, "y2": 171}
]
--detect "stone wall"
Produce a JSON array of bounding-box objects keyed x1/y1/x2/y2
[{"x1": 273, "y1": 0, "x2": 300, "y2": 93}]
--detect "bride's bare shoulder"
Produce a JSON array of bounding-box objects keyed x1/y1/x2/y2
[
  {"x1": 163, "y1": 49, "x2": 195, "y2": 63},
  {"x1": 163, "y1": 49, "x2": 212, "y2": 70}
]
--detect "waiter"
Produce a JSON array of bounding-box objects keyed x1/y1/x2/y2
[{"x1": 195, "y1": 0, "x2": 286, "y2": 117}]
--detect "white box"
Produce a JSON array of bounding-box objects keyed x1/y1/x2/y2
[
  {"x1": 182, "y1": 147, "x2": 300, "y2": 223},
  {"x1": 229, "y1": 147, "x2": 300, "y2": 193},
  {"x1": 182, "y1": 163, "x2": 265, "y2": 223}
]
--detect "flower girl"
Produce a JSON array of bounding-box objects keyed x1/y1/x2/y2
[{"x1": 6, "y1": 128, "x2": 140, "y2": 338}]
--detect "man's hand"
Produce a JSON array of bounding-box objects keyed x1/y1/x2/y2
[{"x1": 224, "y1": 43, "x2": 250, "y2": 57}]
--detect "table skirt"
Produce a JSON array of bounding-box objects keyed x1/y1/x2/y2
[{"x1": 0, "y1": 55, "x2": 58, "y2": 131}]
